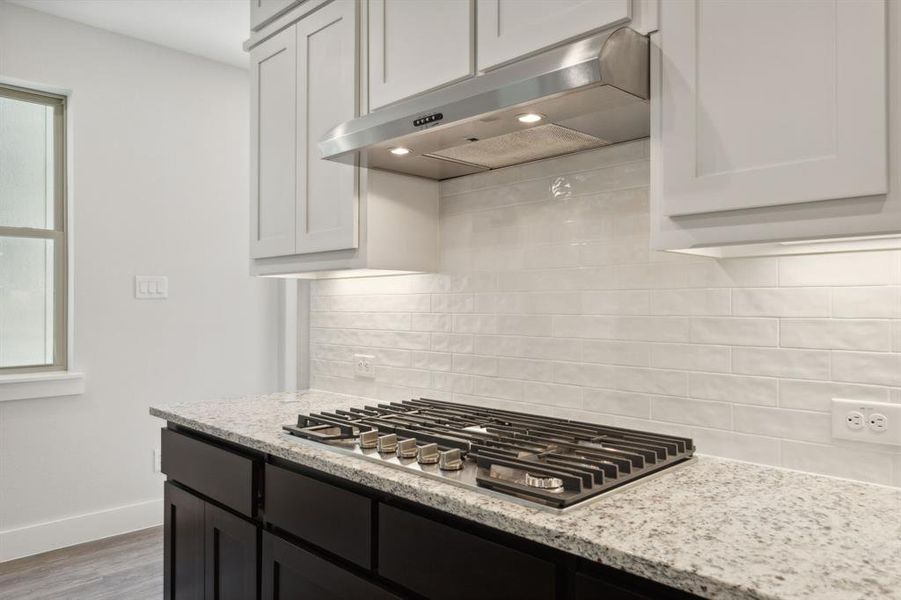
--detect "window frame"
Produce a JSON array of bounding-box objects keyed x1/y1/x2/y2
[{"x1": 0, "y1": 83, "x2": 68, "y2": 374}]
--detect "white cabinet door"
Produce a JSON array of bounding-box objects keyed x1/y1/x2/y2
[
  {"x1": 368, "y1": 0, "x2": 473, "y2": 110},
  {"x1": 476, "y1": 0, "x2": 630, "y2": 71},
  {"x1": 295, "y1": 0, "x2": 358, "y2": 254},
  {"x1": 250, "y1": 27, "x2": 297, "y2": 259},
  {"x1": 658, "y1": 0, "x2": 887, "y2": 217},
  {"x1": 250, "y1": 0, "x2": 300, "y2": 30}
]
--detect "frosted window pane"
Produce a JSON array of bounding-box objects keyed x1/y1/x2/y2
[
  {"x1": 0, "y1": 237, "x2": 54, "y2": 367},
  {"x1": 0, "y1": 97, "x2": 54, "y2": 229}
]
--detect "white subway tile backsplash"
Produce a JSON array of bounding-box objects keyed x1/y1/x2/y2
[
  {"x1": 733, "y1": 406, "x2": 832, "y2": 444},
  {"x1": 411, "y1": 313, "x2": 453, "y2": 333},
  {"x1": 453, "y1": 354, "x2": 498, "y2": 376},
  {"x1": 582, "y1": 389, "x2": 651, "y2": 418},
  {"x1": 778, "y1": 379, "x2": 889, "y2": 411},
  {"x1": 831, "y1": 287, "x2": 901, "y2": 318},
  {"x1": 779, "y1": 252, "x2": 900, "y2": 287},
  {"x1": 616, "y1": 367, "x2": 688, "y2": 396},
  {"x1": 497, "y1": 357, "x2": 556, "y2": 382},
  {"x1": 780, "y1": 319, "x2": 892, "y2": 351},
  {"x1": 411, "y1": 351, "x2": 452, "y2": 372},
  {"x1": 689, "y1": 373, "x2": 777, "y2": 407},
  {"x1": 582, "y1": 291, "x2": 650, "y2": 315},
  {"x1": 650, "y1": 397, "x2": 732, "y2": 429},
  {"x1": 733, "y1": 348, "x2": 830, "y2": 380},
  {"x1": 691, "y1": 430, "x2": 781, "y2": 466},
  {"x1": 650, "y1": 343, "x2": 732, "y2": 373},
  {"x1": 583, "y1": 340, "x2": 650, "y2": 366},
  {"x1": 832, "y1": 352, "x2": 901, "y2": 386},
  {"x1": 651, "y1": 289, "x2": 731, "y2": 316},
  {"x1": 782, "y1": 442, "x2": 894, "y2": 485},
  {"x1": 309, "y1": 143, "x2": 901, "y2": 488},
  {"x1": 691, "y1": 317, "x2": 778, "y2": 347},
  {"x1": 732, "y1": 288, "x2": 830, "y2": 317}
]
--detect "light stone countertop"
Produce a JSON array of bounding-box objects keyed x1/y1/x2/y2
[{"x1": 150, "y1": 390, "x2": 901, "y2": 600}]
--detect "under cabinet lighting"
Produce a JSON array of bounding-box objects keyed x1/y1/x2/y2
[
  {"x1": 516, "y1": 113, "x2": 544, "y2": 124},
  {"x1": 389, "y1": 146, "x2": 411, "y2": 156}
]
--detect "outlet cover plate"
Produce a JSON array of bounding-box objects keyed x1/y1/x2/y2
[
  {"x1": 354, "y1": 354, "x2": 375, "y2": 379},
  {"x1": 831, "y1": 398, "x2": 901, "y2": 446}
]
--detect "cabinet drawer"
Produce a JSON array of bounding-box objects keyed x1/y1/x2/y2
[
  {"x1": 264, "y1": 465, "x2": 372, "y2": 569},
  {"x1": 378, "y1": 504, "x2": 556, "y2": 600},
  {"x1": 160, "y1": 428, "x2": 258, "y2": 518},
  {"x1": 262, "y1": 532, "x2": 398, "y2": 600}
]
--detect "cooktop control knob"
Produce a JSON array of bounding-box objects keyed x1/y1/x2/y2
[
  {"x1": 438, "y1": 448, "x2": 464, "y2": 471},
  {"x1": 417, "y1": 443, "x2": 440, "y2": 465},
  {"x1": 359, "y1": 430, "x2": 378, "y2": 449},
  {"x1": 396, "y1": 438, "x2": 418, "y2": 459},
  {"x1": 376, "y1": 433, "x2": 398, "y2": 454}
]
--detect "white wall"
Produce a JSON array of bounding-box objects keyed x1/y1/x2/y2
[
  {"x1": 309, "y1": 139, "x2": 901, "y2": 489},
  {"x1": 0, "y1": 2, "x2": 279, "y2": 560}
]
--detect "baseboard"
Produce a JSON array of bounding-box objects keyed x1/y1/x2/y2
[{"x1": 0, "y1": 498, "x2": 163, "y2": 562}]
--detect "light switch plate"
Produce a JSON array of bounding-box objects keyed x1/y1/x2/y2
[
  {"x1": 135, "y1": 276, "x2": 168, "y2": 299},
  {"x1": 831, "y1": 398, "x2": 901, "y2": 446}
]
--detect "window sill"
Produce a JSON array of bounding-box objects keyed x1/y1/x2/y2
[{"x1": 0, "y1": 371, "x2": 85, "y2": 402}]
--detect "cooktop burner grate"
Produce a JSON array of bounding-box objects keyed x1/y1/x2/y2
[{"x1": 283, "y1": 398, "x2": 695, "y2": 509}]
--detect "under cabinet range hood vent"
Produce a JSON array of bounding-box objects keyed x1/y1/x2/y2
[{"x1": 319, "y1": 27, "x2": 650, "y2": 180}]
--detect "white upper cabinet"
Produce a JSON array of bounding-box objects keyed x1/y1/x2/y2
[
  {"x1": 476, "y1": 0, "x2": 631, "y2": 71},
  {"x1": 368, "y1": 0, "x2": 473, "y2": 110},
  {"x1": 295, "y1": 1, "x2": 358, "y2": 253},
  {"x1": 250, "y1": 0, "x2": 301, "y2": 30},
  {"x1": 657, "y1": 0, "x2": 887, "y2": 218},
  {"x1": 247, "y1": 0, "x2": 439, "y2": 276},
  {"x1": 250, "y1": 27, "x2": 297, "y2": 258},
  {"x1": 250, "y1": 0, "x2": 357, "y2": 259}
]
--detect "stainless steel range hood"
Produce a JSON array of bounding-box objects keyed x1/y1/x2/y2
[{"x1": 319, "y1": 27, "x2": 649, "y2": 180}]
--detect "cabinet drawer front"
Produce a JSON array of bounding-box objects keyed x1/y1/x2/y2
[
  {"x1": 378, "y1": 504, "x2": 556, "y2": 600},
  {"x1": 264, "y1": 465, "x2": 372, "y2": 569},
  {"x1": 161, "y1": 429, "x2": 258, "y2": 517},
  {"x1": 262, "y1": 532, "x2": 399, "y2": 600}
]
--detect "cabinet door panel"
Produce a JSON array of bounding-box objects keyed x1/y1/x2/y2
[
  {"x1": 476, "y1": 0, "x2": 630, "y2": 71},
  {"x1": 295, "y1": 0, "x2": 358, "y2": 254},
  {"x1": 658, "y1": 0, "x2": 887, "y2": 216},
  {"x1": 204, "y1": 505, "x2": 258, "y2": 600},
  {"x1": 369, "y1": 0, "x2": 473, "y2": 109},
  {"x1": 250, "y1": 27, "x2": 298, "y2": 258},
  {"x1": 164, "y1": 483, "x2": 205, "y2": 600},
  {"x1": 261, "y1": 532, "x2": 399, "y2": 600}
]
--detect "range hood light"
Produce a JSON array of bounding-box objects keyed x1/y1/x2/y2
[
  {"x1": 389, "y1": 146, "x2": 411, "y2": 156},
  {"x1": 516, "y1": 113, "x2": 544, "y2": 124}
]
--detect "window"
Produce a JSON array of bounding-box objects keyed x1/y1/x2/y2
[{"x1": 0, "y1": 84, "x2": 67, "y2": 373}]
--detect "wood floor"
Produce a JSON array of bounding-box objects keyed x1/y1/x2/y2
[{"x1": 0, "y1": 526, "x2": 163, "y2": 600}]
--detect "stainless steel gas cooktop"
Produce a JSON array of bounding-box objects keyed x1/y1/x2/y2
[{"x1": 283, "y1": 398, "x2": 695, "y2": 511}]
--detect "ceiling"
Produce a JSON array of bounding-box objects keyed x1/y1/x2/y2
[{"x1": 8, "y1": 0, "x2": 249, "y2": 68}]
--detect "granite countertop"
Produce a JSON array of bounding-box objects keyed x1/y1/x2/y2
[{"x1": 150, "y1": 390, "x2": 901, "y2": 600}]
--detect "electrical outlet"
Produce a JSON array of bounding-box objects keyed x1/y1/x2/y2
[
  {"x1": 832, "y1": 399, "x2": 901, "y2": 446},
  {"x1": 354, "y1": 354, "x2": 375, "y2": 379},
  {"x1": 154, "y1": 448, "x2": 162, "y2": 472}
]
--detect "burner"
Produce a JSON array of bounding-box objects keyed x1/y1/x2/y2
[
  {"x1": 525, "y1": 472, "x2": 564, "y2": 490},
  {"x1": 282, "y1": 398, "x2": 695, "y2": 510}
]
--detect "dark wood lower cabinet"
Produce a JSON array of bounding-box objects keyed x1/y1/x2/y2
[
  {"x1": 261, "y1": 532, "x2": 400, "y2": 600},
  {"x1": 204, "y1": 504, "x2": 258, "y2": 600},
  {"x1": 165, "y1": 482, "x2": 205, "y2": 600},
  {"x1": 162, "y1": 425, "x2": 700, "y2": 600},
  {"x1": 164, "y1": 482, "x2": 258, "y2": 600}
]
